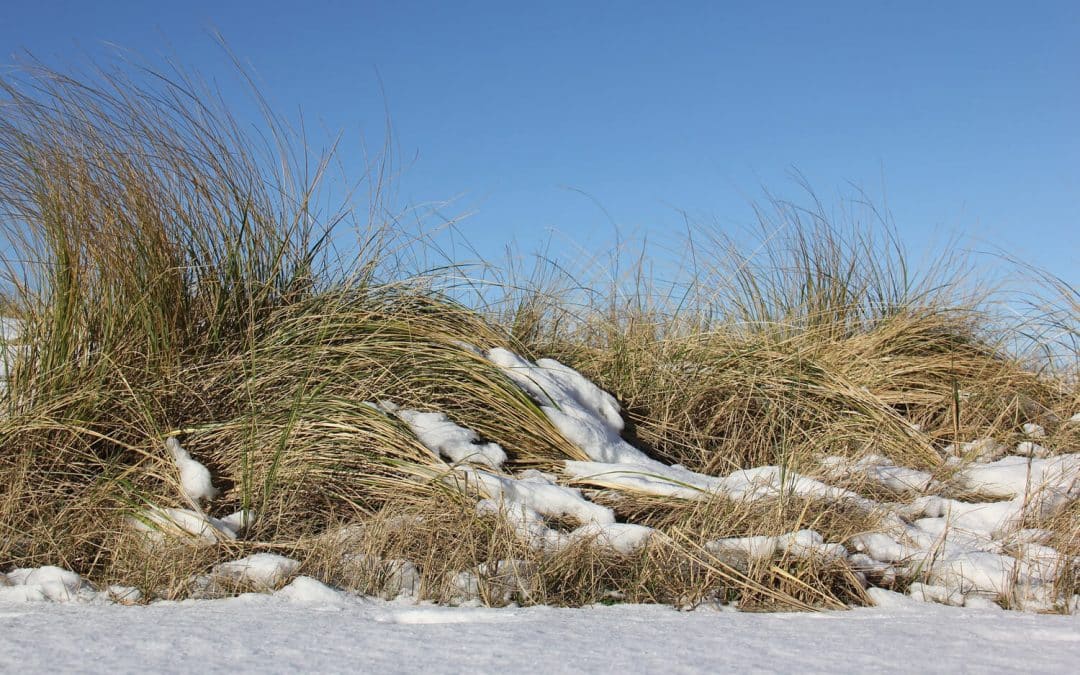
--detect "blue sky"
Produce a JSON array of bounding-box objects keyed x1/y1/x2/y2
[{"x1": 2, "y1": 1, "x2": 1077, "y2": 286}]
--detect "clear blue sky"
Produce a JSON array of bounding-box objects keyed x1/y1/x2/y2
[{"x1": 2, "y1": 1, "x2": 1077, "y2": 286}]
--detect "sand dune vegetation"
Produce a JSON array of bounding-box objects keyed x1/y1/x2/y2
[{"x1": 1, "y1": 59, "x2": 1077, "y2": 613}]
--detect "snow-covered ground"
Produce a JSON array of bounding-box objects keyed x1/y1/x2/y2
[{"x1": 1, "y1": 588, "x2": 1077, "y2": 674}]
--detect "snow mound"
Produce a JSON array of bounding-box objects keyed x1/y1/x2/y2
[
  {"x1": 212, "y1": 553, "x2": 300, "y2": 589},
  {"x1": 106, "y1": 585, "x2": 142, "y2": 604},
  {"x1": 706, "y1": 529, "x2": 847, "y2": 567},
  {"x1": 820, "y1": 454, "x2": 940, "y2": 494},
  {"x1": 488, "y1": 347, "x2": 647, "y2": 464},
  {"x1": 166, "y1": 437, "x2": 219, "y2": 502},
  {"x1": 1022, "y1": 423, "x2": 1046, "y2": 439},
  {"x1": 476, "y1": 499, "x2": 658, "y2": 555},
  {"x1": 0, "y1": 566, "x2": 117, "y2": 605},
  {"x1": 572, "y1": 522, "x2": 657, "y2": 554},
  {"x1": 275, "y1": 576, "x2": 350, "y2": 607},
  {"x1": 2, "y1": 566, "x2": 94, "y2": 603},
  {"x1": 395, "y1": 408, "x2": 507, "y2": 469},
  {"x1": 955, "y1": 453, "x2": 1080, "y2": 499},
  {"x1": 129, "y1": 505, "x2": 237, "y2": 545},
  {"x1": 219, "y1": 509, "x2": 257, "y2": 532},
  {"x1": 944, "y1": 438, "x2": 1008, "y2": 462},
  {"x1": 460, "y1": 467, "x2": 615, "y2": 525},
  {"x1": 563, "y1": 460, "x2": 723, "y2": 498}
]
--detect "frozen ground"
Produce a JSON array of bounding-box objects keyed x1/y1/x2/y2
[{"x1": 1, "y1": 589, "x2": 1078, "y2": 674}]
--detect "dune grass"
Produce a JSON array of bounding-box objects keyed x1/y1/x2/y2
[{"x1": 0, "y1": 58, "x2": 1076, "y2": 612}]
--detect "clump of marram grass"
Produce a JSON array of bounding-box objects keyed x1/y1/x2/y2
[
  {"x1": 1, "y1": 57, "x2": 1077, "y2": 612},
  {"x1": 507, "y1": 208, "x2": 1067, "y2": 477}
]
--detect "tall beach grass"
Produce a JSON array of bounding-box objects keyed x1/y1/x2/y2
[{"x1": 0, "y1": 58, "x2": 1076, "y2": 611}]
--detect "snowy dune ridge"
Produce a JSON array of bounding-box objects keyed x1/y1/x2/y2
[{"x1": 3, "y1": 347, "x2": 1080, "y2": 613}]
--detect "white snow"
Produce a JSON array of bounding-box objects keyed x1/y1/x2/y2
[
  {"x1": 908, "y1": 582, "x2": 964, "y2": 607},
  {"x1": 1016, "y1": 441, "x2": 1052, "y2": 458},
  {"x1": 218, "y1": 509, "x2": 257, "y2": 532},
  {"x1": 394, "y1": 408, "x2": 507, "y2": 469},
  {"x1": 0, "y1": 316, "x2": 19, "y2": 342},
  {"x1": 820, "y1": 454, "x2": 940, "y2": 494},
  {"x1": 571, "y1": 522, "x2": 657, "y2": 554},
  {"x1": 488, "y1": 347, "x2": 649, "y2": 464},
  {"x1": 706, "y1": 535, "x2": 781, "y2": 564},
  {"x1": 955, "y1": 453, "x2": 1080, "y2": 499},
  {"x1": 0, "y1": 317, "x2": 19, "y2": 386},
  {"x1": 850, "y1": 532, "x2": 919, "y2": 563},
  {"x1": 448, "y1": 464, "x2": 662, "y2": 555},
  {"x1": 451, "y1": 559, "x2": 540, "y2": 603},
  {"x1": 274, "y1": 576, "x2": 351, "y2": 607},
  {"x1": 0, "y1": 595, "x2": 1077, "y2": 674},
  {"x1": 1022, "y1": 423, "x2": 1047, "y2": 438},
  {"x1": 563, "y1": 460, "x2": 724, "y2": 498},
  {"x1": 106, "y1": 586, "x2": 142, "y2": 605},
  {"x1": 166, "y1": 437, "x2": 219, "y2": 502},
  {"x1": 944, "y1": 438, "x2": 1008, "y2": 462},
  {"x1": 458, "y1": 467, "x2": 615, "y2": 525},
  {"x1": 381, "y1": 560, "x2": 421, "y2": 598},
  {"x1": 129, "y1": 506, "x2": 237, "y2": 545},
  {"x1": 474, "y1": 498, "x2": 658, "y2": 555},
  {"x1": 706, "y1": 530, "x2": 847, "y2": 566},
  {"x1": 212, "y1": 553, "x2": 300, "y2": 589},
  {"x1": 1, "y1": 566, "x2": 92, "y2": 603}
]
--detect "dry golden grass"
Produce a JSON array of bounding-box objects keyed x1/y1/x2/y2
[{"x1": 0, "y1": 57, "x2": 1076, "y2": 612}]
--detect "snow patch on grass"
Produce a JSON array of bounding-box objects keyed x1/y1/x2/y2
[{"x1": 212, "y1": 553, "x2": 300, "y2": 589}]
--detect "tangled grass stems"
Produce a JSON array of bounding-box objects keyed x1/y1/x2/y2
[{"x1": 0, "y1": 57, "x2": 1076, "y2": 612}]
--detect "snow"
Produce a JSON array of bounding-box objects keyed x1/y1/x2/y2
[
  {"x1": 218, "y1": 509, "x2": 256, "y2": 532},
  {"x1": 275, "y1": 576, "x2": 351, "y2": 607},
  {"x1": 1017, "y1": 441, "x2": 1052, "y2": 458},
  {"x1": 572, "y1": 522, "x2": 657, "y2": 554},
  {"x1": 166, "y1": 437, "x2": 219, "y2": 502},
  {"x1": 850, "y1": 532, "x2": 918, "y2": 563},
  {"x1": 487, "y1": 347, "x2": 649, "y2": 464},
  {"x1": 211, "y1": 553, "x2": 300, "y2": 589},
  {"x1": 563, "y1": 460, "x2": 724, "y2": 498},
  {"x1": 474, "y1": 498, "x2": 658, "y2": 555},
  {"x1": 0, "y1": 316, "x2": 19, "y2": 342},
  {"x1": 458, "y1": 467, "x2": 615, "y2": 525},
  {"x1": 128, "y1": 506, "x2": 237, "y2": 545},
  {"x1": 956, "y1": 454, "x2": 1080, "y2": 499},
  {"x1": 450, "y1": 559, "x2": 542, "y2": 603},
  {"x1": 394, "y1": 408, "x2": 507, "y2": 469},
  {"x1": 0, "y1": 317, "x2": 18, "y2": 385},
  {"x1": 448, "y1": 464, "x2": 660, "y2": 555},
  {"x1": 820, "y1": 454, "x2": 940, "y2": 494},
  {"x1": 0, "y1": 595, "x2": 1077, "y2": 674},
  {"x1": 1, "y1": 567, "x2": 92, "y2": 603},
  {"x1": 944, "y1": 438, "x2": 1009, "y2": 462},
  {"x1": 381, "y1": 560, "x2": 421, "y2": 598},
  {"x1": 706, "y1": 530, "x2": 848, "y2": 566},
  {"x1": 706, "y1": 534, "x2": 781, "y2": 564},
  {"x1": 908, "y1": 582, "x2": 965, "y2": 607},
  {"x1": 1023, "y1": 423, "x2": 1047, "y2": 438}
]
